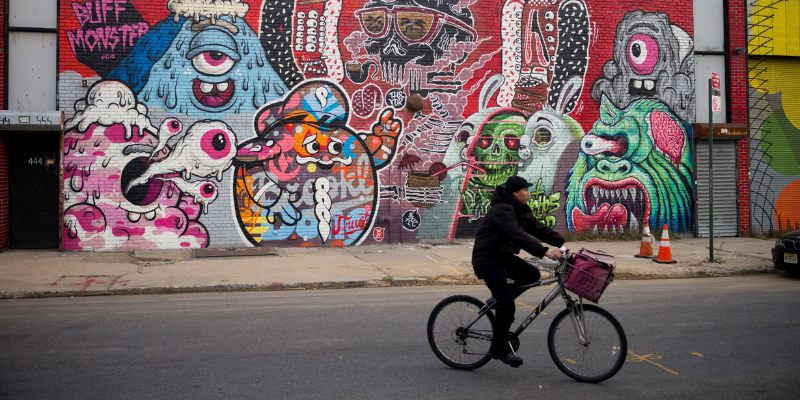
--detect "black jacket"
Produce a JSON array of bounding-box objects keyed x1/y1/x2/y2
[{"x1": 472, "y1": 184, "x2": 565, "y2": 273}]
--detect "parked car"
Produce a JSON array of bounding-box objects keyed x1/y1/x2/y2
[{"x1": 773, "y1": 230, "x2": 800, "y2": 272}]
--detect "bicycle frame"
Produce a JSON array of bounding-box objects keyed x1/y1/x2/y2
[
  {"x1": 466, "y1": 259, "x2": 589, "y2": 345},
  {"x1": 510, "y1": 277, "x2": 567, "y2": 337}
]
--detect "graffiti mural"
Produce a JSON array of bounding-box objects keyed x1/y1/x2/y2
[
  {"x1": 66, "y1": 0, "x2": 150, "y2": 75},
  {"x1": 499, "y1": 0, "x2": 590, "y2": 114},
  {"x1": 62, "y1": 81, "x2": 236, "y2": 250},
  {"x1": 748, "y1": 0, "x2": 800, "y2": 232},
  {"x1": 565, "y1": 96, "x2": 693, "y2": 233},
  {"x1": 345, "y1": 0, "x2": 477, "y2": 85},
  {"x1": 106, "y1": 0, "x2": 288, "y2": 117},
  {"x1": 529, "y1": 178, "x2": 561, "y2": 229},
  {"x1": 591, "y1": 11, "x2": 695, "y2": 121},
  {"x1": 233, "y1": 80, "x2": 401, "y2": 246},
  {"x1": 565, "y1": 8, "x2": 695, "y2": 235},
  {"x1": 57, "y1": 0, "x2": 696, "y2": 250},
  {"x1": 416, "y1": 0, "x2": 591, "y2": 238}
]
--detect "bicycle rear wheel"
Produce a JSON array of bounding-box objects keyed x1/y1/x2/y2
[
  {"x1": 547, "y1": 304, "x2": 627, "y2": 382},
  {"x1": 427, "y1": 295, "x2": 494, "y2": 370}
]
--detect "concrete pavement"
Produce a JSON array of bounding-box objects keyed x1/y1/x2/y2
[{"x1": 0, "y1": 237, "x2": 778, "y2": 299}]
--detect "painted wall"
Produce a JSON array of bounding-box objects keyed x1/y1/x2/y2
[
  {"x1": 749, "y1": 0, "x2": 800, "y2": 233},
  {"x1": 57, "y1": 0, "x2": 696, "y2": 250}
]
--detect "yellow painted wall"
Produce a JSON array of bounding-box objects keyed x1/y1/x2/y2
[
  {"x1": 749, "y1": 1, "x2": 800, "y2": 232},
  {"x1": 750, "y1": 0, "x2": 800, "y2": 56},
  {"x1": 750, "y1": 58, "x2": 800, "y2": 127},
  {"x1": 748, "y1": 57, "x2": 800, "y2": 232}
]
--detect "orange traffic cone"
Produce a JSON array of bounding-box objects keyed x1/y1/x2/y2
[
  {"x1": 653, "y1": 224, "x2": 677, "y2": 264},
  {"x1": 635, "y1": 226, "x2": 656, "y2": 258}
]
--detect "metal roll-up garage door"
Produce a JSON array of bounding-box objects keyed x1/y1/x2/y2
[{"x1": 696, "y1": 140, "x2": 738, "y2": 237}]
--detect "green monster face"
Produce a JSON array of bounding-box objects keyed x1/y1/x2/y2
[
  {"x1": 565, "y1": 96, "x2": 694, "y2": 233},
  {"x1": 457, "y1": 111, "x2": 527, "y2": 219},
  {"x1": 472, "y1": 113, "x2": 527, "y2": 187}
]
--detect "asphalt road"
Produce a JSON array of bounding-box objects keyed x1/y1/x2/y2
[{"x1": 1, "y1": 275, "x2": 799, "y2": 400}]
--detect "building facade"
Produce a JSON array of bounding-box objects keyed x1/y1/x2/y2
[
  {"x1": 748, "y1": 0, "x2": 800, "y2": 234},
  {"x1": 0, "y1": 0, "x2": 753, "y2": 251}
]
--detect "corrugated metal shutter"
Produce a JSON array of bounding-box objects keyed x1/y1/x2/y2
[{"x1": 696, "y1": 140, "x2": 738, "y2": 237}]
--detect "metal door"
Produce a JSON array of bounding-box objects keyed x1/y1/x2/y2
[
  {"x1": 696, "y1": 140, "x2": 738, "y2": 237},
  {"x1": 7, "y1": 134, "x2": 60, "y2": 248}
]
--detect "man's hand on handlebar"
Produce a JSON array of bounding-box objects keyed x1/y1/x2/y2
[{"x1": 545, "y1": 248, "x2": 564, "y2": 260}]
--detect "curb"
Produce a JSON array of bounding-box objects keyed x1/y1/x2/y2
[
  {"x1": 613, "y1": 268, "x2": 776, "y2": 280},
  {"x1": 0, "y1": 275, "x2": 480, "y2": 299},
  {"x1": 0, "y1": 269, "x2": 779, "y2": 300}
]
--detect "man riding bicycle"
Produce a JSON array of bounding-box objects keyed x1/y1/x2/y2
[{"x1": 472, "y1": 175, "x2": 566, "y2": 368}]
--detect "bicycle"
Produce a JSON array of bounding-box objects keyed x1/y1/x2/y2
[{"x1": 426, "y1": 251, "x2": 627, "y2": 383}]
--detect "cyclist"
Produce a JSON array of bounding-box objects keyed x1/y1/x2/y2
[{"x1": 472, "y1": 175, "x2": 566, "y2": 368}]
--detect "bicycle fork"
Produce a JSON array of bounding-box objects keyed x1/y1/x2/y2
[{"x1": 566, "y1": 300, "x2": 590, "y2": 345}]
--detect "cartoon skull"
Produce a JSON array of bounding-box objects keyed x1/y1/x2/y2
[
  {"x1": 471, "y1": 112, "x2": 527, "y2": 187},
  {"x1": 356, "y1": 0, "x2": 476, "y2": 83}
]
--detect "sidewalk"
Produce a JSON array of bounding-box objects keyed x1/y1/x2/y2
[{"x1": 0, "y1": 237, "x2": 777, "y2": 299}]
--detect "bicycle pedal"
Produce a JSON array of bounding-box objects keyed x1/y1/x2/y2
[{"x1": 495, "y1": 354, "x2": 523, "y2": 368}]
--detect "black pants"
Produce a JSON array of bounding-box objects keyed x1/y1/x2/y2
[{"x1": 477, "y1": 256, "x2": 541, "y2": 355}]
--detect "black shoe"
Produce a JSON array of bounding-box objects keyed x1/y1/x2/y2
[{"x1": 491, "y1": 351, "x2": 524, "y2": 368}]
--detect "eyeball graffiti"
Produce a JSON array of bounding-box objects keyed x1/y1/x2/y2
[
  {"x1": 590, "y1": 11, "x2": 695, "y2": 121},
  {"x1": 565, "y1": 95, "x2": 693, "y2": 234},
  {"x1": 108, "y1": 0, "x2": 287, "y2": 117},
  {"x1": 62, "y1": 80, "x2": 238, "y2": 250},
  {"x1": 626, "y1": 33, "x2": 660, "y2": 76},
  {"x1": 125, "y1": 120, "x2": 237, "y2": 190},
  {"x1": 233, "y1": 80, "x2": 401, "y2": 246}
]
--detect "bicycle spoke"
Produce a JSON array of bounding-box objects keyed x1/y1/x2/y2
[
  {"x1": 427, "y1": 295, "x2": 493, "y2": 370},
  {"x1": 548, "y1": 305, "x2": 626, "y2": 382}
]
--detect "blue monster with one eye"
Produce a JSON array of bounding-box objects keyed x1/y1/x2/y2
[{"x1": 108, "y1": 0, "x2": 287, "y2": 117}]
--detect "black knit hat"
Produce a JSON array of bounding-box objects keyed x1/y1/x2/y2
[{"x1": 504, "y1": 175, "x2": 533, "y2": 193}]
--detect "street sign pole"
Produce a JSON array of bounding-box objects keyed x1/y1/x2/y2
[{"x1": 708, "y1": 78, "x2": 714, "y2": 262}]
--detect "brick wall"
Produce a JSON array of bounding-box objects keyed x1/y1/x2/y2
[
  {"x1": 56, "y1": 0, "x2": 698, "y2": 250},
  {"x1": 726, "y1": 0, "x2": 750, "y2": 235},
  {"x1": 0, "y1": 0, "x2": 5, "y2": 109},
  {"x1": 0, "y1": 0, "x2": 8, "y2": 250}
]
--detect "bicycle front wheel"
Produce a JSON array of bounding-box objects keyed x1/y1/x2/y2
[
  {"x1": 547, "y1": 304, "x2": 627, "y2": 383},
  {"x1": 427, "y1": 295, "x2": 494, "y2": 370}
]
